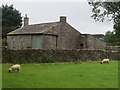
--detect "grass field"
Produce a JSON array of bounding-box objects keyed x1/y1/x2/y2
[
  {"x1": 0, "y1": 64, "x2": 2, "y2": 89},
  {"x1": 2, "y1": 61, "x2": 118, "y2": 88}
]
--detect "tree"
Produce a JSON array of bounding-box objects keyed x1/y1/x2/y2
[
  {"x1": 104, "y1": 30, "x2": 118, "y2": 45},
  {"x1": 88, "y1": 1, "x2": 120, "y2": 44},
  {"x1": 2, "y1": 4, "x2": 22, "y2": 39}
]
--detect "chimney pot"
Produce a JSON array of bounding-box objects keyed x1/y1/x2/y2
[{"x1": 25, "y1": 14, "x2": 27, "y2": 18}]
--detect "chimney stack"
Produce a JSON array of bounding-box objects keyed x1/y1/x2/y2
[
  {"x1": 60, "y1": 16, "x2": 66, "y2": 22},
  {"x1": 24, "y1": 14, "x2": 29, "y2": 26}
]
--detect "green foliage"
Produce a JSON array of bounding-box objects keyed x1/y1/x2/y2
[
  {"x1": 2, "y1": 61, "x2": 118, "y2": 88},
  {"x1": 105, "y1": 31, "x2": 116, "y2": 43},
  {"x1": 2, "y1": 26, "x2": 15, "y2": 38},
  {"x1": 2, "y1": 4, "x2": 22, "y2": 28},
  {"x1": 92, "y1": 34, "x2": 105, "y2": 40},
  {"x1": 88, "y1": 1, "x2": 120, "y2": 43},
  {"x1": 2, "y1": 38, "x2": 7, "y2": 46},
  {"x1": 88, "y1": 2, "x2": 120, "y2": 22},
  {"x1": 113, "y1": 21, "x2": 120, "y2": 43},
  {"x1": 2, "y1": 4, "x2": 22, "y2": 39},
  {"x1": 104, "y1": 30, "x2": 120, "y2": 45}
]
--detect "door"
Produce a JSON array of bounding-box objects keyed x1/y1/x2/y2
[{"x1": 32, "y1": 35, "x2": 42, "y2": 49}]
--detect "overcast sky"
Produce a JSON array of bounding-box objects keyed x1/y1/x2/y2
[{"x1": 2, "y1": 0, "x2": 113, "y2": 35}]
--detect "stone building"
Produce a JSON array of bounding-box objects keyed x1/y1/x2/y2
[
  {"x1": 7, "y1": 14, "x2": 106, "y2": 50},
  {"x1": 79, "y1": 34, "x2": 106, "y2": 50}
]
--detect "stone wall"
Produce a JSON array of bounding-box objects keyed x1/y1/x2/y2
[
  {"x1": 55, "y1": 22, "x2": 81, "y2": 49},
  {"x1": 106, "y1": 46, "x2": 120, "y2": 52},
  {"x1": 7, "y1": 35, "x2": 57, "y2": 50},
  {"x1": 80, "y1": 34, "x2": 106, "y2": 50},
  {"x1": 7, "y1": 35, "x2": 32, "y2": 50},
  {"x1": 42, "y1": 35, "x2": 57, "y2": 49},
  {"x1": 2, "y1": 49, "x2": 119, "y2": 63}
]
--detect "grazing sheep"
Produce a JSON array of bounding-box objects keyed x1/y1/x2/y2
[
  {"x1": 100, "y1": 59, "x2": 109, "y2": 64},
  {"x1": 8, "y1": 64, "x2": 20, "y2": 73}
]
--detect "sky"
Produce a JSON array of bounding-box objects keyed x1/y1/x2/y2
[{"x1": 2, "y1": 0, "x2": 114, "y2": 35}]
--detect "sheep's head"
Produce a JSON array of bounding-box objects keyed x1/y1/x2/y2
[
  {"x1": 8, "y1": 68, "x2": 12, "y2": 73},
  {"x1": 100, "y1": 62, "x2": 102, "y2": 64}
]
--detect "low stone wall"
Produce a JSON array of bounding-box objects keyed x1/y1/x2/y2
[
  {"x1": 2, "y1": 49, "x2": 120, "y2": 63},
  {"x1": 106, "y1": 46, "x2": 120, "y2": 52}
]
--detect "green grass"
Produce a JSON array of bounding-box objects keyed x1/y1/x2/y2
[
  {"x1": 2, "y1": 61, "x2": 118, "y2": 88},
  {"x1": 0, "y1": 64, "x2": 2, "y2": 89}
]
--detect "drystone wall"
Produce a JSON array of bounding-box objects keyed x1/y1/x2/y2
[{"x1": 2, "y1": 49, "x2": 119, "y2": 63}]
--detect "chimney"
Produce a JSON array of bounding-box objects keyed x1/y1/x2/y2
[
  {"x1": 60, "y1": 16, "x2": 66, "y2": 22},
  {"x1": 24, "y1": 14, "x2": 29, "y2": 26}
]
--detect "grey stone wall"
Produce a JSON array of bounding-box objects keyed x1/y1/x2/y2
[
  {"x1": 79, "y1": 35, "x2": 87, "y2": 49},
  {"x1": 7, "y1": 35, "x2": 57, "y2": 50},
  {"x1": 56, "y1": 22, "x2": 81, "y2": 49},
  {"x1": 106, "y1": 46, "x2": 120, "y2": 52},
  {"x1": 80, "y1": 34, "x2": 106, "y2": 50},
  {"x1": 42, "y1": 35, "x2": 57, "y2": 49},
  {"x1": 2, "y1": 49, "x2": 119, "y2": 63},
  {"x1": 7, "y1": 35, "x2": 32, "y2": 50},
  {"x1": 45, "y1": 22, "x2": 81, "y2": 50}
]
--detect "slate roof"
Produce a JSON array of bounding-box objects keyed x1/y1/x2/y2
[{"x1": 7, "y1": 22, "x2": 61, "y2": 36}]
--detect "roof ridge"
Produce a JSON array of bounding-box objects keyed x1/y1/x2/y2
[{"x1": 28, "y1": 21, "x2": 60, "y2": 26}]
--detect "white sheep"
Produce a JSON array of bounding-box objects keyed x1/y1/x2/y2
[
  {"x1": 9, "y1": 64, "x2": 20, "y2": 73},
  {"x1": 100, "y1": 59, "x2": 109, "y2": 64}
]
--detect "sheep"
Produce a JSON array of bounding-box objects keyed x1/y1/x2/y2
[
  {"x1": 8, "y1": 64, "x2": 20, "y2": 73},
  {"x1": 100, "y1": 59, "x2": 109, "y2": 64}
]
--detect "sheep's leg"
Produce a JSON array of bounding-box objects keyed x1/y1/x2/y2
[
  {"x1": 17, "y1": 69, "x2": 20, "y2": 72},
  {"x1": 9, "y1": 70, "x2": 11, "y2": 73}
]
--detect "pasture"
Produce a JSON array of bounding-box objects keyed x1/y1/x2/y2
[
  {"x1": 2, "y1": 61, "x2": 118, "y2": 88},
  {"x1": 0, "y1": 64, "x2": 2, "y2": 89}
]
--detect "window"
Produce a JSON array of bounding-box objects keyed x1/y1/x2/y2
[
  {"x1": 12, "y1": 37, "x2": 15, "y2": 49},
  {"x1": 80, "y1": 44, "x2": 84, "y2": 49},
  {"x1": 19, "y1": 36, "x2": 24, "y2": 49}
]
